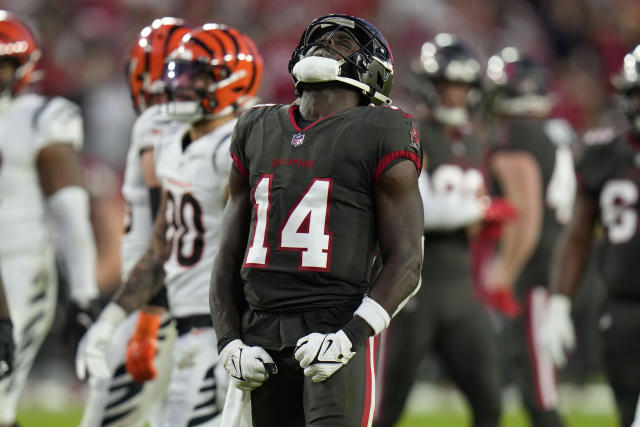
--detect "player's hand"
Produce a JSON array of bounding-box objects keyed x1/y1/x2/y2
[
  {"x1": 64, "y1": 297, "x2": 103, "y2": 348},
  {"x1": 219, "y1": 339, "x2": 278, "y2": 391},
  {"x1": 478, "y1": 197, "x2": 517, "y2": 242},
  {"x1": 126, "y1": 311, "x2": 161, "y2": 383},
  {"x1": 539, "y1": 294, "x2": 575, "y2": 367},
  {"x1": 75, "y1": 303, "x2": 126, "y2": 381},
  {"x1": 0, "y1": 319, "x2": 14, "y2": 380},
  {"x1": 294, "y1": 330, "x2": 355, "y2": 383},
  {"x1": 482, "y1": 286, "x2": 521, "y2": 318}
]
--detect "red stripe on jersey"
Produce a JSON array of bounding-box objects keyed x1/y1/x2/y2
[
  {"x1": 288, "y1": 105, "x2": 341, "y2": 132},
  {"x1": 373, "y1": 150, "x2": 421, "y2": 186},
  {"x1": 361, "y1": 336, "x2": 378, "y2": 427},
  {"x1": 231, "y1": 152, "x2": 249, "y2": 179}
]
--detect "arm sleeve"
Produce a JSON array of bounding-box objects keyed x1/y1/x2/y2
[{"x1": 47, "y1": 186, "x2": 99, "y2": 305}]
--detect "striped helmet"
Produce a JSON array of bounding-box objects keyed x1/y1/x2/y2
[
  {"x1": 162, "y1": 23, "x2": 263, "y2": 121},
  {"x1": 0, "y1": 10, "x2": 40, "y2": 96},
  {"x1": 126, "y1": 17, "x2": 190, "y2": 113}
]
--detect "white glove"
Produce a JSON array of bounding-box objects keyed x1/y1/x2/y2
[
  {"x1": 294, "y1": 330, "x2": 355, "y2": 383},
  {"x1": 539, "y1": 294, "x2": 575, "y2": 367},
  {"x1": 75, "y1": 303, "x2": 126, "y2": 380},
  {"x1": 219, "y1": 339, "x2": 277, "y2": 391}
]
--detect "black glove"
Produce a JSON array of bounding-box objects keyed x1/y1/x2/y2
[
  {"x1": 0, "y1": 318, "x2": 14, "y2": 380},
  {"x1": 64, "y1": 298, "x2": 104, "y2": 348}
]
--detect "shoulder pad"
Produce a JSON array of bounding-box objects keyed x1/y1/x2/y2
[
  {"x1": 582, "y1": 126, "x2": 617, "y2": 146},
  {"x1": 35, "y1": 97, "x2": 83, "y2": 150},
  {"x1": 544, "y1": 118, "x2": 577, "y2": 147}
]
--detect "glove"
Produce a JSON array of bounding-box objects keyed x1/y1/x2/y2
[
  {"x1": 539, "y1": 294, "x2": 575, "y2": 367},
  {"x1": 64, "y1": 297, "x2": 103, "y2": 348},
  {"x1": 294, "y1": 330, "x2": 355, "y2": 383},
  {"x1": 482, "y1": 287, "x2": 521, "y2": 318},
  {"x1": 126, "y1": 311, "x2": 161, "y2": 383},
  {"x1": 0, "y1": 319, "x2": 14, "y2": 380},
  {"x1": 478, "y1": 198, "x2": 518, "y2": 242},
  {"x1": 76, "y1": 303, "x2": 126, "y2": 381},
  {"x1": 219, "y1": 339, "x2": 277, "y2": 391}
]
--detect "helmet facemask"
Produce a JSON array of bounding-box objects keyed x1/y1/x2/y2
[{"x1": 612, "y1": 46, "x2": 640, "y2": 135}]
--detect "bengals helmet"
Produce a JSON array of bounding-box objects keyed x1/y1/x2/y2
[
  {"x1": 162, "y1": 24, "x2": 263, "y2": 122},
  {"x1": 126, "y1": 17, "x2": 190, "y2": 113},
  {"x1": 485, "y1": 47, "x2": 550, "y2": 116},
  {"x1": 288, "y1": 14, "x2": 393, "y2": 106},
  {"x1": 612, "y1": 44, "x2": 640, "y2": 134},
  {"x1": 0, "y1": 10, "x2": 40, "y2": 96}
]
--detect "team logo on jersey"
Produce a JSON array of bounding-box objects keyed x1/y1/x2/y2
[
  {"x1": 409, "y1": 125, "x2": 420, "y2": 149},
  {"x1": 291, "y1": 132, "x2": 305, "y2": 147}
]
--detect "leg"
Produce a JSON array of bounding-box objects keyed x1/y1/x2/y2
[
  {"x1": 162, "y1": 327, "x2": 222, "y2": 427},
  {"x1": 0, "y1": 247, "x2": 57, "y2": 426},
  {"x1": 373, "y1": 298, "x2": 432, "y2": 427},
  {"x1": 508, "y1": 287, "x2": 564, "y2": 427},
  {"x1": 600, "y1": 301, "x2": 640, "y2": 427},
  {"x1": 435, "y1": 302, "x2": 501, "y2": 427}
]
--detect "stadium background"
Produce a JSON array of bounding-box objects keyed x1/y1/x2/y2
[{"x1": 2, "y1": 0, "x2": 639, "y2": 425}]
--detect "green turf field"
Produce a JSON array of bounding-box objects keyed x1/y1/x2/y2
[{"x1": 16, "y1": 408, "x2": 618, "y2": 427}]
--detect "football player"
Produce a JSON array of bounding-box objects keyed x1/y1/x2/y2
[
  {"x1": 374, "y1": 33, "x2": 502, "y2": 427},
  {"x1": 76, "y1": 24, "x2": 263, "y2": 426},
  {"x1": 540, "y1": 44, "x2": 640, "y2": 427},
  {"x1": 0, "y1": 272, "x2": 13, "y2": 382},
  {"x1": 484, "y1": 47, "x2": 577, "y2": 427},
  {"x1": 77, "y1": 18, "x2": 190, "y2": 427},
  {"x1": 0, "y1": 11, "x2": 100, "y2": 426},
  {"x1": 210, "y1": 14, "x2": 423, "y2": 426}
]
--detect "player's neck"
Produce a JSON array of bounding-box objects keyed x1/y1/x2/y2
[
  {"x1": 298, "y1": 86, "x2": 360, "y2": 121},
  {"x1": 189, "y1": 114, "x2": 234, "y2": 141}
]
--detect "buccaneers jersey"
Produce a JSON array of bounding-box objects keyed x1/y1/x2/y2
[
  {"x1": 420, "y1": 121, "x2": 483, "y2": 285},
  {"x1": 0, "y1": 94, "x2": 83, "y2": 254},
  {"x1": 489, "y1": 117, "x2": 576, "y2": 289},
  {"x1": 155, "y1": 118, "x2": 236, "y2": 317},
  {"x1": 231, "y1": 104, "x2": 422, "y2": 312},
  {"x1": 120, "y1": 105, "x2": 187, "y2": 280},
  {"x1": 577, "y1": 129, "x2": 640, "y2": 300}
]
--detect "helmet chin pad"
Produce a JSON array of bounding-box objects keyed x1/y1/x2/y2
[{"x1": 292, "y1": 56, "x2": 342, "y2": 83}]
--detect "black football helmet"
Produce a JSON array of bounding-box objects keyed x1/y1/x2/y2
[
  {"x1": 611, "y1": 44, "x2": 640, "y2": 134},
  {"x1": 288, "y1": 14, "x2": 393, "y2": 105},
  {"x1": 485, "y1": 47, "x2": 550, "y2": 116},
  {"x1": 410, "y1": 33, "x2": 482, "y2": 125}
]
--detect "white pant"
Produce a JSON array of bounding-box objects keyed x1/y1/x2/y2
[
  {"x1": 79, "y1": 311, "x2": 176, "y2": 427},
  {"x1": 0, "y1": 245, "x2": 58, "y2": 424},
  {"x1": 161, "y1": 326, "x2": 227, "y2": 427}
]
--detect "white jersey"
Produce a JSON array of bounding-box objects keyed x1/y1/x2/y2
[
  {"x1": 0, "y1": 94, "x2": 82, "y2": 254},
  {"x1": 155, "y1": 118, "x2": 236, "y2": 317},
  {"x1": 120, "y1": 106, "x2": 186, "y2": 280}
]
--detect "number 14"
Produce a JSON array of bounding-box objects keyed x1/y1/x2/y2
[{"x1": 244, "y1": 176, "x2": 333, "y2": 271}]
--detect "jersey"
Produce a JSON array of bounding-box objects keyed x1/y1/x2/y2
[
  {"x1": 0, "y1": 94, "x2": 83, "y2": 254},
  {"x1": 120, "y1": 106, "x2": 186, "y2": 280},
  {"x1": 155, "y1": 118, "x2": 235, "y2": 318},
  {"x1": 420, "y1": 120, "x2": 483, "y2": 287},
  {"x1": 231, "y1": 104, "x2": 422, "y2": 313},
  {"x1": 489, "y1": 117, "x2": 576, "y2": 289},
  {"x1": 576, "y1": 129, "x2": 640, "y2": 300}
]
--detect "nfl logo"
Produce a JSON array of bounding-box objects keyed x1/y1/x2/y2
[{"x1": 291, "y1": 132, "x2": 305, "y2": 147}]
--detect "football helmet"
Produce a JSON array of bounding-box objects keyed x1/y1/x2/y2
[
  {"x1": 288, "y1": 14, "x2": 393, "y2": 106},
  {"x1": 162, "y1": 24, "x2": 264, "y2": 122},
  {"x1": 485, "y1": 47, "x2": 551, "y2": 116},
  {"x1": 0, "y1": 10, "x2": 40, "y2": 97},
  {"x1": 611, "y1": 44, "x2": 640, "y2": 134},
  {"x1": 411, "y1": 33, "x2": 482, "y2": 126},
  {"x1": 126, "y1": 17, "x2": 190, "y2": 113}
]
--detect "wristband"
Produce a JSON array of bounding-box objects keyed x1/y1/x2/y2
[{"x1": 353, "y1": 296, "x2": 390, "y2": 336}]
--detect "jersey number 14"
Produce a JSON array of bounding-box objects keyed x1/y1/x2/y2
[{"x1": 244, "y1": 176, "x2": 333, "y2": 271}]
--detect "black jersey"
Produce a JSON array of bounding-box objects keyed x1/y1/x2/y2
[
  {"x1": 577, "y1": 128, "x2": 640, "y2": 300},
  {"x1": 489, "y1": 117, "x2": 576, "y2": 289},
  {"x1": 420, "y1": 120, "x2": 483, "y2": 286},
  {"x1": 230, "y1": 104, "x2": 421, "y2": 312}
]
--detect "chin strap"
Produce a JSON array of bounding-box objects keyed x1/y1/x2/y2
[{"x1": 292, "y1": 56, "x2": 392, "y2": 105}]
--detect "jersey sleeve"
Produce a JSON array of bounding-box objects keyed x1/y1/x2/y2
[
  {"x1": 370, "y1": 107, "x2": 422, "y2": 185},
  {"x1": 131, "y1": 106, "x2": 164, "y2": 153},
  {"x1": 34, "y1": 97, "x2": 83, "y2": 151},
  {"x1": 229, "y1": 108, "x2": 257, "y2": 179},
  {"x1": 575, "y1": 137, "x2": 616, "y2": 198}
]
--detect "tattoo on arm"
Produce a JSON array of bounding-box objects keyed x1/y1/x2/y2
[{"x1": 115, "y1": 191, "x2": 170, "y2": 313}]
